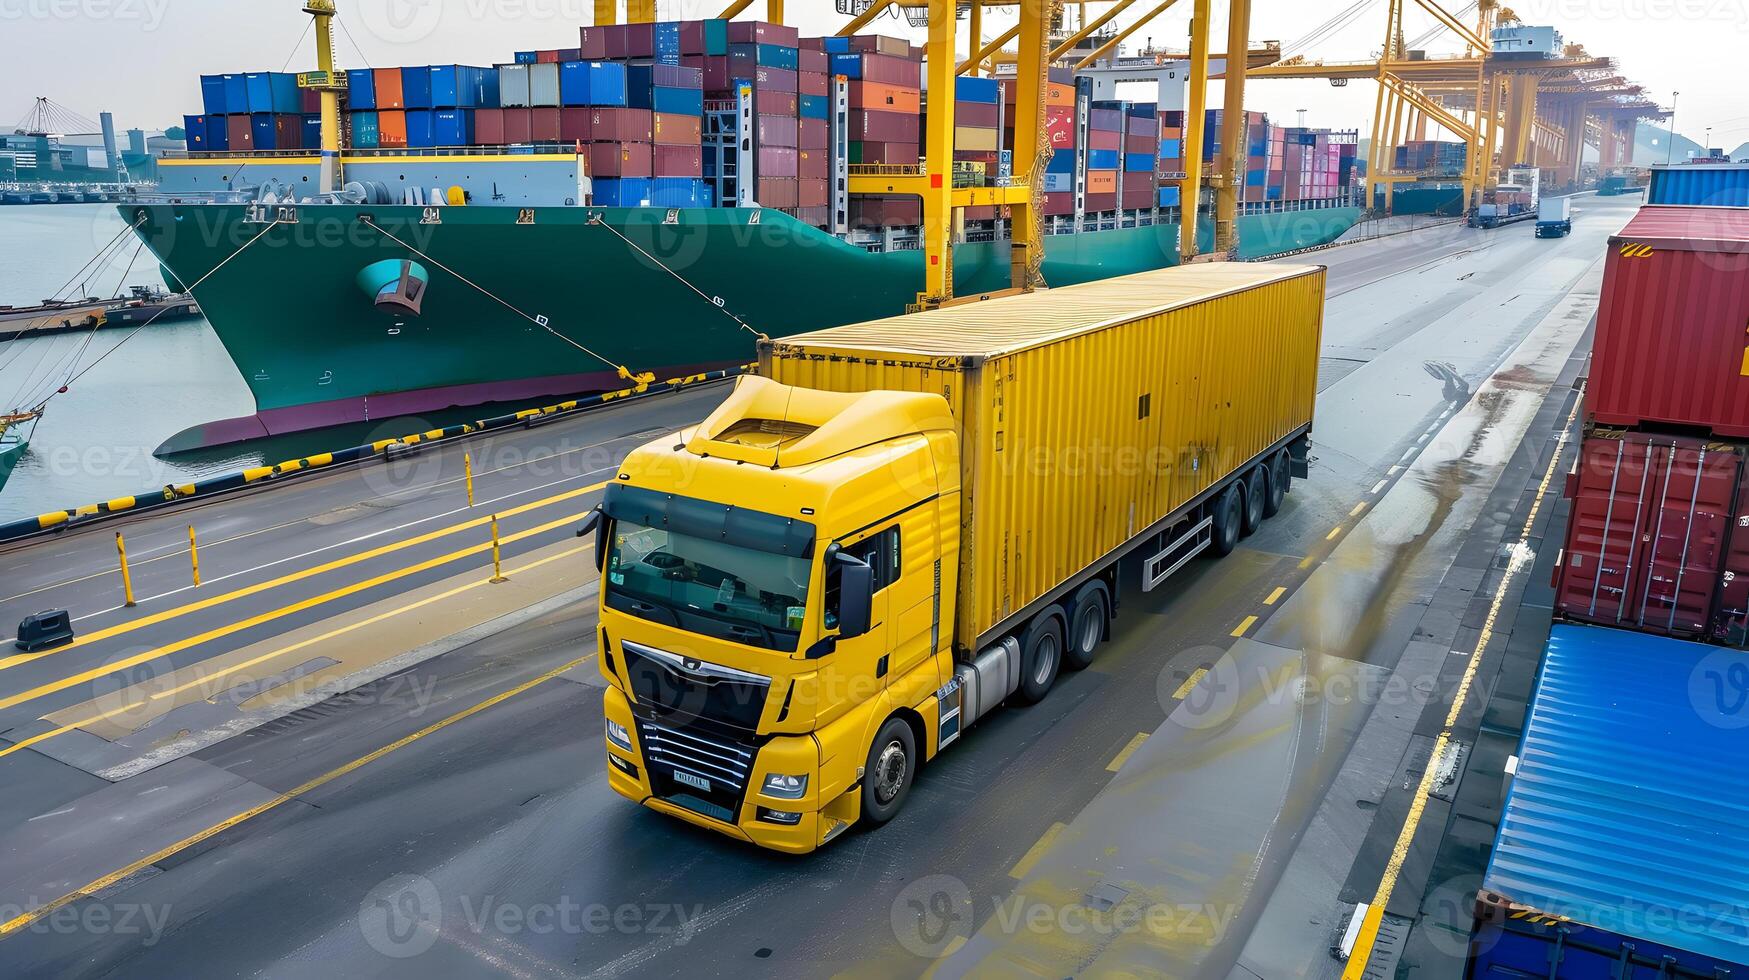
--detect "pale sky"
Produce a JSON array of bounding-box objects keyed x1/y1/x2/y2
[{"x1": 2, "y1": 0, "x2": 1738, "y2": 148}]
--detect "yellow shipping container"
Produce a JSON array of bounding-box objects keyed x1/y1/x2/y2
[
  {"x1": 761, "y1": 262, "x2": 1325, "y2": 650},
  {"x1": 953, "y1": 125, "x2": 1000, "y2": 152}
]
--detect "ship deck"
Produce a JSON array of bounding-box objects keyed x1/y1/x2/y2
[{"x1": 0, "y1": 197, "x2": 1633, "y2": 978}]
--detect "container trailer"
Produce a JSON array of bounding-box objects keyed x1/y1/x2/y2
[
  {"x1": 1534, "y1": 195, "x2": 1572, "y2": 237},
  {"x1": 579, "y1": 263, "x2": 1326, "y2": 852}
]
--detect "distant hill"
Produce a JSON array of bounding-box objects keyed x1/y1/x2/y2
[
  {"x1": 1732, "y1": 142, "x2": 1749, "y2": 162},
  {"x1": 1633, "y1": 123, "x2": 1706, "y2": 166}
]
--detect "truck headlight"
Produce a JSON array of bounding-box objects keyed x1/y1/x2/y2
[
  {"x1": 606, "y1": 719, "x2": 633, "y2": 751},
  {"x1": 762, "y1": 773, "x2": 808, "y2": 799}
]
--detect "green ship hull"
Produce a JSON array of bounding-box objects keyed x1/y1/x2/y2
[
  {"x1": 129, "y1": 203, "x2": 1359, "y2": 450},
  {"x1": 0, "y1": 440, "x2": 23, "y2": 492}
]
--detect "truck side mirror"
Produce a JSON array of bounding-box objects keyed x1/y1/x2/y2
[
  {"x1": 833, "y1": 551, "x2": 875, "y2": 640},
  {"x1": 576, "y1": 508, "x2": 606, "y2": 573}
]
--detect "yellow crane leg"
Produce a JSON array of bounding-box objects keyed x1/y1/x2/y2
[
  {"x1": 1179, "y1": 0, "x2": 1212, "y2": 262},
  {"x1": 1214, "y1": 0, "x2": 1251, "y2": 257}
]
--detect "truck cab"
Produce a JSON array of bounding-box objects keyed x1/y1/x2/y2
[{"x1": 587, "y1": 376, "x2": 961, "y2": 853}]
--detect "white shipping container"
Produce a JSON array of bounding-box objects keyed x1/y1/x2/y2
[
  {"x1": 1538, "y1": 196, "x2": 1571, "y2": 222},
  {"x1": 498, "y1": 64, "x2": 531, "y2": 107},
  {"x1": 528, "y1": 63, "x2": 561, "y2": 108}
]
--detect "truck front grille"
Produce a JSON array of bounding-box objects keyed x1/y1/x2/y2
[{"x1": 635, "y1": 718, "x2": 755, "y2": 822}]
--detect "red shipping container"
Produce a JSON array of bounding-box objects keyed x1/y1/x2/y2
[
  {"x1": 753, "y1": 90, "x2": 799, "y2": 116},
  {"x1": 729, "y1": 21, "x2": 800, "y2": 46},
  {"x1": 530, "y1": 108, "x2": 561, "y2": 142},
  {"x1": 374, "y1": 68, "x2": 405, "y2": 109},
  {"x1": 852, "y1": 195, "x2": 922, "y2": 227},
  {"x1": 955, "y1": 102, "x2": 1000, "y2": 128},
  {"x1": 757, "y1": 114, "x2": 798, "y2": 148},
  {"x1": 579, "y1": 26, "x2": 607, "y2": 60},
  {"x1": 301, "y1": 88, "x2": 321, "y2": 114},
  {"x1": 590, "y1": 108, "x2": 652, "y2": 142},
  {"x1": 227, "y1": 115, "x2": 254, "y2": 151},
  {"x1": 1045, "y1": 106, "x2": 1075, "y2": 149},
  {"x1": 502, "y1": 108, "x2": 532, "y2": 144},
  {"x1": 1041, "y1": 191, "x2": 1073, "y2": 216},
  {"x1": 849, "y1": 34, "x2": 910, "y2": 56},
  {"x1": 475, "y1": 108, "x2": 505, "y2": 145},
  {"x1": 684, "y1": 55, "x2": 731, "y2": 92},
  {"x1": 560, "y1": 108, "x2": 591, "y2": 143},
  {"x1": 798, "y1": 71, "x2": 828, "y2": 98},
  {"x1": 798, "y1": 148, "x2": 828, "y2": 179},
  {"x1": 652, "y1": 112, "x2": 702, "y2": 146},
  {"x1": 753, "y1": 67, "x2": 797, "y2": 93},
  {"x1": 590, "y1": 142, "x2": 652, "y2": 177},
  {"x1": 798, "y1": 118, "x2": 827, "y2": 150},
  {"x1": 851, "y1": 109, "x2": 918, "y2": 142},
  {"x1": 1555, "y1": 432, "x2": 1740, "y2": 637},
  {"x1": 758, "y1": 176, "x2": 799, "y2": 208},
  {"x1": 536, "y1": 49, "x2": 560, "y2": 63},
  {"x1": 654, "y1": 144, "x2": 701, "y2": 177},
  {"x1": 963, "y1": 205, "x2": 999, "y2": 221},
  {"x1": 859, "y1": 53, "x2": 922, "y2": 87},
  {"x1": 799, "y1": 178, "x2": 828, "y2": 208},
  {"x1": 377, "y1": 110, "x2": 408, "y2": 148},
  {"x1": 608, "y1": 23, "x2": 655, "y2": 59},
  {"x1": 275, "y1": 115, "x2": 304, "y2": 150},
  {"x1": 1088, "y1": 129, "x2": 1121, "y2": 151},
  {"x1": 798, "y1": 49, "x2": 828, "y2": 73},
  {"x1": 1125, "y1": 134, "x2": 1158, "y2": 154},
  {"x1": 1712, "y1": 474, "x2": 1749, "y2": 644},
  {"x1": 1121, "y1": 182, "x2": 1154, "y2": 209},
  {"x1": 1085, "y1": 191, "x2": 1116, "y2": 211},
  {"x1": 1591, "y1": 206, "x2": 1749, "y2": 437},
  {"x1": 758, "y1": 146, "x2": 799, "y2": 176}
]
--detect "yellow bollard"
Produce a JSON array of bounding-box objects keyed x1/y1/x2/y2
[
  {"x1": 188, "y1": 525, "x2": 202, "y2": 588},
  {"x1": 490, "y1": 515, "x2": 508, "y2": 583},
  {"x1": 116, "y1": 532, "x2": 136, "y2": 607},
  {"x1": 465, "y1": 452, "x2": 475, "y2": 507}
]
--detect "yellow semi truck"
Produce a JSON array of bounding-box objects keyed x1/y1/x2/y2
[{"x1": 579, "y1": 262, "x2": 1326, "y2": 853}]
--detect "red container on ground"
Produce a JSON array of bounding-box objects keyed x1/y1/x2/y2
[
  {"x1": 529, "y1": 108, "x2": 561, "y2": 142},
  {"x1": 654, "y1": 144, "x2": 702, "y2": 177},
  {"x1": 652, "y1": 112, "x2": 702, "y2": 146},
  {"x1": 590, "y1": 108, "x2": 652, "y2": 142},
  {"x1": 1590, "y1": 206, "x2": 1749, "y2": 437},
  {"x1": 1554, "y1": 431, "x2": 1740, "y2": 638},
  {"x1": 501, "y1": 108, "x2": 532, "y2": 145},
  {"x1": 560, "y1": 107, "x2": 591, "y2": 142}
]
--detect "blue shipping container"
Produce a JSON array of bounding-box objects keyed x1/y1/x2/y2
[
  {"x1": 1042, "y1": 173, "x2": 1071, "y2": 193},
  {"x1": 301, "y1": 115, "x2": 322, "y2": 147},
  {"x1": 798, "y1": 94, "x2": 829, "y2": 120},
  {"x1": 955, "y1": 76, "x2": 1000, "y2": 104},
  {"x1": 650, "y1": 177, "x2": 713, "y2": 207},
  {"x1": 652, "y1": 87, "x2": 704, "y2": 115},
  {"x1": 351, "y1": 111, "x2": 380, "y2": 149},
  {"x1": 1087, "y1": 149, "x2": 1119, "y2": 170},
  {"x1": 405, "y1": 109, "x2": 436, "y2": 147},
  {"x1": 347, "y1": 69, "x2": 377, "y2": 110},
  {"x1": 205, "y1": 114, "x2": 228, "y2": 151},
  {"x1": 1469, "y1": 624, "x2": 1749, "y2": 977},
  {"x1": 515, "y1": 51, "x2": 538, "y2": 65},
  {"x1": 829, "y1": 53, "x2": 862, "y2": 78},
  {"x1": 823, "y1": 36, "x2": 851, "y2": 54},
  {"x1": 182, "y1": 114, "x2": 207, "y2": 149},
  {"x1": 429, "y1": 66, "x2": 475, "y2": 107},
  {"x1": 1159, "y1": 138, "x2": 1182, "y2": 159},
  {"x1": 1125, "y1": 153, "x2": 1155, "y2": 172},
  {"x1": 1158, "y1": 186, "x2": 1181, "y2": 208},
  {"x1": 654, "y1": 22, "x2": 681, "y2": 66},
  {"x1": 1046, "y1": 149, "x2": 1076, "y2": 174},
  {"x1": 222, "y1": 74, "x2": 248, "y2": 115},
  {"x1": 401, "y1": 67, "x2": 434, "y2": 109},
  {"x1": 244, "y1": 72, "x2": 301, "y2": 114},
  {"x1": 561, "y1": 61, "x2": 629, "y2": 107},
  {"x1": 250, "y1": 113, "x2": 279, "y2": 150},
  {"x1": 200, "y1": 76, "x2": 227, "y2": 116},
  {"x1": 1649, "y1": 161, "x2": 1749, "y2": 207},
  {"x1": 433, "y1": 109, "x2": 472, "y2": 146},
  {"x1": 593, "y1": 177, "x2": 653, "y2": 206}
]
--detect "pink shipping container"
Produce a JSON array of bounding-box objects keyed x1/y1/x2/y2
[
  {"x1": 590, "y1": 108, "x2": 653, "y2": 142},
  {"x1": 758, "y1": 176, "x2": 799, "y2": 208},
  {"x1": 529, "y1": 108, "x2": 561, "y2": 142},
  {"x1": 798, "y1": 118, "x2": 827, "y2": 149},
  {"x1": 1553, "y1": 431, "x2": 1739, "y2": 638},
  {"x1": 683, "y1": 55, "x2": 730, "y2": 91},
  {"x1": 754, "y1": 67, "x2": 797, "y2": 93},
  {"x1": 757, "y1": 146, "x2": 799, "y2": 176},
  {"x1": 798, "y1": 148, "x2": 828, "y2": 179},
  {"x1": 799, "y1": 71, "x2": 828, "y2": 98},
  {"x1": 798, "y1": 49, "x2": 828, "y2": 73},
  {"x1": 850, "y1": 109, "x2": 917, "y2": 142},
  {"x1": 589, "y1": 142, "x2": 652, "y2": 177},
  {"x1": 654, "y1": 144, "x2": 702, "y2": 177},
  {"x1": 1590, "y1": 206, "x2": 1749, "y2": 437},
  {"x1": 858, "y1": 53, "x2": 921, "y2": 87},
  {"x1": 753, "y1": 90, "x2": 798, "y2": 116},
  {"x1": 579, "y1": 25, "x2": 607, "y2": 60},
  {"x1": 728, "y1": 20, "x2": 799, "y2": 46},
  {"x1": 502, "y1": 108, "x2": 532, "y2": 144},
  {"x1": 757, "y1": 114, "x2": 798, "y2": 148},
  {"x1": 799, "y1": 178, "x2": 828, "y2": 208},
  {"x1": 560, "y1": 108, "x2": 591, "y2": 142},
  {"x1": 475, "y1": 108, "x2": 505, "y2": 145}
]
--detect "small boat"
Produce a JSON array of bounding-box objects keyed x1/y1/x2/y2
[{"x1": 0, "y1": 411, "x2": 38, "y2": 493}]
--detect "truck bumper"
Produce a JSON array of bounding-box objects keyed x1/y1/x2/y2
[{"x1": 602, "y1": 686, "x2": 847, "y2": 855}]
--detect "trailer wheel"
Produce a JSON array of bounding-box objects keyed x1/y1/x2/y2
[
  {"x1": 1016, "y1": 611, "x2": 1064, "y2": 705},
  {"x1": 860, "y1": 716, "x2": 916, "y2": 826},
  {"x1": 1263, "y1": 451, "x2": 1290, "y2": 518},
  {"x1": 1209, "y1": 485, "x2": 1242, "y2": 558},
  {"x1": 1240, "y1": 469, "x2": 1267, "y2": 537},
  {"x1": 1065, "y1": 586, "x2": 1108, "y2": 671}
]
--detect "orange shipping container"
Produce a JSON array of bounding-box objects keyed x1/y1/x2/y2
[
  {"x1": 850, "y1": 81, "x2": 921, "y2": 114},
  {"x1": 374, "y1": 68, "x2": 405, "y2": 110},
  {"x1": 377, "y1": 110, "x2": 408, "y2": 148},
  {"x1": 1046, "y1": 81, "x2": 1074, "y2": 106},
  {"x1": 652, "y1": 112, "x2": 702, "y2": 146},
  {"x1": 1086, "y1": 169, "x2": 1117, "y2": 193}
]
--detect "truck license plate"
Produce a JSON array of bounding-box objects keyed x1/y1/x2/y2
[{"x1": 674, "y1": 771, "x2": 712, "y2": 793}]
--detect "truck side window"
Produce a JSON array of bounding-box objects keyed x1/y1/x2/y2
[{"x1": 827, "y1": 527, "x2": 903, "y2": 628}]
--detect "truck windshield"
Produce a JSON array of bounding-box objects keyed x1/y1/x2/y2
[{"x1": 604, "y1": 519, "x2": 811, "y2": 653}]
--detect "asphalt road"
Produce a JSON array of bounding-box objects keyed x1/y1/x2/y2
[{"x1": 0, "y1": 197, "x2": 1636, "y2": 978}]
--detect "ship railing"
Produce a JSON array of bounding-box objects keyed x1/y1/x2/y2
[{"x1": 165, "y1": 143, "x2": 582, "y2": 162}]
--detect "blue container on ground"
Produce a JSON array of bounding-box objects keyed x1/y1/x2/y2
[
  {"x1": 1046, "y1": 149, "x2": 1075, "y2": 174},
  {"x1": 1087, "y1": 148, "x2": 1119, "y2": 170},
  {"x1": 652, "y1": 87, "x2": 704, "y2": 115},
  {"x1": 1158, "y1": 186, "x2": 1181, "y2": 208},
  {"x1": 346, "y1": 69, "x2": 377, "y2": 110},
  {"x1": 1125, "y1": 153, "x2": 1155, "y2": 172},
  {"x1": 955, "y1": 76, "x2": 1000, "y2": 104},
  {"x1": 401, "y1": 67, "x2": 434, "y2": 109},
  {"x1": 351, "y1": 111, "x2": 380, "y2": 149},
  {"x1": 650, "y1": 177, "x2": 713, "y2": 207},
  {"x1": 798, "y1": 94, "x2": 829, "y2": 120},
  {"x1": 405, "y1": 109, "x2": 436, "y2": 147},
  {"x1": 301, "y1": 115, "x2": 323, "y2": 147},
  {"x1": 200, "y1": 76, "x2": 227, "y2": 115},
  {"x1": 222, "y1": 74, "x2": 248, "y2": 114},
  {"x1": 433, "y1": 109, "x2": 472, "y2": 146},
  {"x1": 1649, "y1": 161, "x2": 1749, "y2": 207},
  {"x1": 829, "y1": 53, "x2": 862, "y2": 78},
  {"x1": 593, "y1": 177, "x2": 654, "y2": 206}
]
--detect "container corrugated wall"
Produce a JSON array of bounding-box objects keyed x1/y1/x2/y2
[
  {"x1": 762, "y1": 264, "x2": 1324, "y2": 649},
  {"x1": 1648, "y1": 162, "x2": 1749, "y2": 207}
]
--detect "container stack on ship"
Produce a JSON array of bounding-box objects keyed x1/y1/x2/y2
[{"x1": 1465, "y1": 161, "x2": 1749, "y2": 977}]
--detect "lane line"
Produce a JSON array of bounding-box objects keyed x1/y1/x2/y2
[
  {"x1": 1370, "y1": 480, "x2": 1387, "y2": 495},
  {"x1": 1325, "y1": 527, "x2": 1342, "y2": 541},
  {"x1": 0, "y1": 481, "x2": 607, "y2": 672},
  {"x1": 1263, "y1": 587, "x2": 1287, "y2": 606},
  {"x1": 0, "y1": 508, "x2": 593, "y2": 713},
  {"x1": 1172, "y1": 667, "x2": 1208, "y2": 701},
  {"x1": 1105, "y1": 733, "x2": 1149, "y2": 772},
  {"x1": 1350, "y1": 502, "x2": 1368, "y2": 517},
  {"x1": 1230, "y1": 615, "x2": 1258, "y2": 638},
  {"x1": 1008, "y1": 822, "x2": 1067, "y2": 880},
  {"x1": 0, "y1": 545, "x2": 590, "y2": 761},
  {"x1": 1342, "y1": 396, "x2": 1578, "y2": 979},
  {"x1": 0, "y1": 627, "x2": 604, "y2": 940}
]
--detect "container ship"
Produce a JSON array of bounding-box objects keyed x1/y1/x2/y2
[{"x1": 136, "y1": 15, "x2": 1364, "y2": 452}]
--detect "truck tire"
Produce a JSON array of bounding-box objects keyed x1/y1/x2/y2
[
  {"x1": 860, "y1": 716, "x2": 916, "y2": 826},
  {"x1": 1209, "y1": 485, "x2": 1242, "y2": 558},
  {"x1": 1065, "y1": 586, "x2": 1108, "y2": 670},
  {"x1": 1263, "y1": 450, "x2": 1290, "y2": 518},
  {"x1": 1016, "y1": 612, "x2": 1064, "y2": 704},
  {"x1": 1241, "y1": 469, "x2": 1266, "y2": 537}
]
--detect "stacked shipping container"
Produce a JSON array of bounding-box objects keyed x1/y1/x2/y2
[
  {"x1": 1553, "y1": 203, "x2": 1749, "y2": 646},
  {"x1": 828, "y1": 33, "x2": 924, "y2": 231},
  {"x1": 187, "y1": 71, "x2": 315, "y2": 152}
]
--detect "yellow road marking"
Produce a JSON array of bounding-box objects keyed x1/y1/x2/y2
[
  {"x1": 0, "y1": 633, "x2": 603, "y2": 940},
  {"x1": 1009, "y1": 822, "x2": 1067, "y2": 880},
  {"x1": 1231, "y1": 615, "x2": 1258, "y2": 638},
  {"x1": 1325, "y1": 526, "x2": 1342, "y2": 541},
  {"x1": 1343, "y1": 398, "x2": 1578, "y2": 980},
  {"x1": 0, "y1": 481, "x2": 607, "y2": 672},
  {"x1": 0, "y1": 545, "x2": 590, "y2": 761},
  {"x1": 1350, "y1": 502, "x2": 1367, "y2": 517},
  {"x1": 1106, "y1": 733, "x2": 1149, "y2": 772},
  {"x1": 1264, "y1": 586, "x2": 1287, "y2": 606},
  {"x1": 1172, "y1": 667, "x2": 1208, "y2": 701},
  {"x1": 0, "y1": 508, "x2": 593, "y2": 713}
]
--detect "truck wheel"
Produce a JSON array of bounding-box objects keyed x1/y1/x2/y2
[
  {"x1": 1209, "y1": 486, "x2": 1242, "y2": 558},
  {"x1": 860, "y1": 717, "x2": 916, "y2": 826},
  {"x1": 1065, "y1": 587, "x2": 1107, "y2": 670},
  {"x1": 1241, "y1": 469, "x2": 1266, "y2": 537},
  {"x1": 1016, "y1": 613, "x2": 1064, "y2": 704},
  {"x1": 1263, "y1": 451, "x2": 1290, "y2": 518}
]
